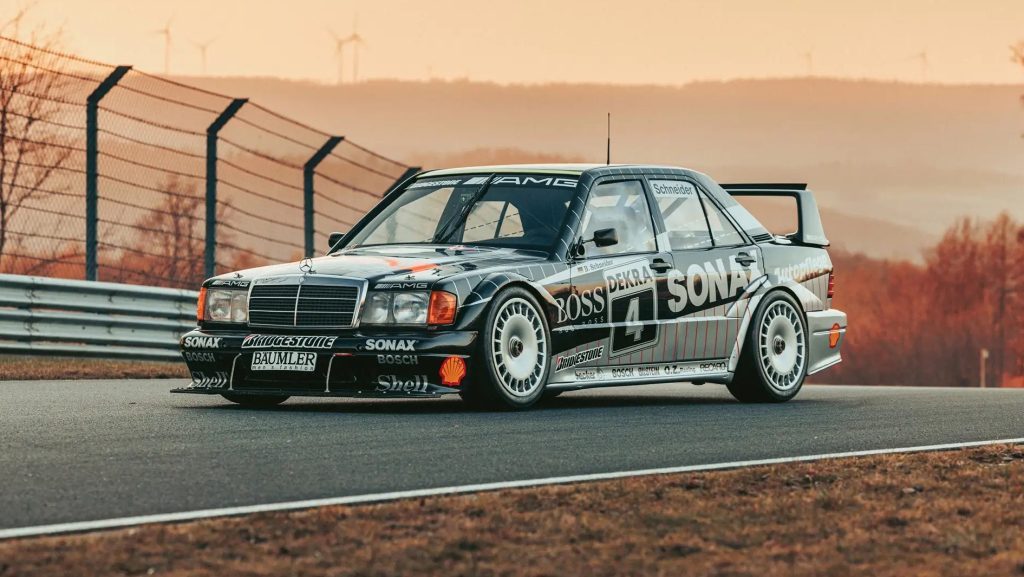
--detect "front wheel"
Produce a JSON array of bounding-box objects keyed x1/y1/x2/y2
[
  {"x1": 461, "y1": 287, "x2": 551, "y2": 410},
  {"x1": 221, "y1": 393, "x2": 289, "y2": 408},
  {"x1": 728, "y1": 291, "x2": 808, "y2": 403}
]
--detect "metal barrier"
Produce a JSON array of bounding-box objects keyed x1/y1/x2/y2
[{"x1": 0, "y1": 274, "x2": 196, "y2": 362}]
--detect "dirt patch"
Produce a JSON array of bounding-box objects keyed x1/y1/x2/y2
[
  {"x1": 2, "y1": 445, "x2": 1023, "y2": 576},
  {"x1": 0, "y1": 355, "x2": 187, "y2": 381}
]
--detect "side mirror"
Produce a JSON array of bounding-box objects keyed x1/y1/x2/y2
[
  {"x1": 328, "y1": 231, "x2": 346, "y2": 250},
  {"x1": 592, "y1": 228, "x2": 618, "y2": 247}
]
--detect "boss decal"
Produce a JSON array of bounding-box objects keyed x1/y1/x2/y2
[
  {"x1": 242, "y1": 335, "x2": 337, "y2": 349},
  {"x1": 375, "y1": 375, "x2": 429, "y2": 393},
  {"x1": 182, "y1": 336, "x2": 223, "y2": 349},
  {"x1": 555, "y1": 346, "x2": 605, "y2": 371},
  {"x1": 365, "y1": 339, "x2": 416, "y2": 352},
  {"x1": 376, "y1": 354, "x2": 418, "y2": 365}
]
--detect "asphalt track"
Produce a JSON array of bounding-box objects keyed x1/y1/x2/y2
[{"x1": 1, "y1": 379, "x2": 1022, "y2": 534}]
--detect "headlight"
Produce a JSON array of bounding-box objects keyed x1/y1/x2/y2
[
  {"x1": 362, "y1": 292, "x2": 392, "y2": 324},
  {"x1": 393, "y1": 292, "x2": 428, "y2": 324},
  {"x1": 360, "y1": 291, "x2": 430, "y2": 325},
  {"x1": 204, "y1": 289, "x2": 248, "y2": 323}
]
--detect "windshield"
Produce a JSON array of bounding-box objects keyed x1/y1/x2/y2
[{"x1": 344, "y1": 174, "x2": 578, "y2": 252}]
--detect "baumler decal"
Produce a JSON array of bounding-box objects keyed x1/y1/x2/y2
[
  {"x1": 555, "y1": 346, "x2": 605, "y2": 371},
  {"x1": 241, "y1": 335, "x2": 337, "y2": 349}
]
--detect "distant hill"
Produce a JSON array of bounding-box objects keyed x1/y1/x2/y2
[{"x1": 173, "y1": 76, "x2": 1024, "y2": 261}]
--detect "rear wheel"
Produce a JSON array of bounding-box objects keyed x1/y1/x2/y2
[
  {"x1": 461, "y1": 287, "x2": 550, "y2": 410},
  {"x1": 221, "y1": 393, "x2": 289, "y2": 408},
  {"x1": 728, "y1": 291, "x2": 807, "y2": 403}
]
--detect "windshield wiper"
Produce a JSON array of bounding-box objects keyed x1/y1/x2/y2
[{"x1": 432, "y1": 174, "x2": 496, "y2": 244}]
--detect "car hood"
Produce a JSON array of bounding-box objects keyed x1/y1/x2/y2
[{"x1": 207, "y1": 245, "x2": 551, "y2": 288}]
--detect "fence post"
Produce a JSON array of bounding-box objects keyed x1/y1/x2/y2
[
  {"x1": 303, "y1": 136, "x2": 345, "y2": 258},
  {"x1": 385, "y1": 166, "x2": 421, "y2": 196},
  {"x1": 85, "y1": 65, "x2": 131, "y2": 281},
  {"x1": 205, "y1": 98, "x2": 247, "y2": 279}
]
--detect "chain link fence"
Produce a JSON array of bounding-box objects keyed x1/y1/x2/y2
[{"x1": 0, "y1": 35, "x2": 418, "y2": 289}]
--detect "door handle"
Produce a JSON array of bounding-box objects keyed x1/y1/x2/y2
[
  {"x1": 735, "y1": 252, "x2": 756, "y2": 267},
  {"x1": 650, "y1": 258, "x2": 673, "y2": 273}
]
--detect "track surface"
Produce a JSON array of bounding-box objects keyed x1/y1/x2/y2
[{"x1": 1, "y1": 380, "x2": 1022, "y2": 531}]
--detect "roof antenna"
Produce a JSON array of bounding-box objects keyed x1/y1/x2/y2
[{"x1": 606, "y1": 112, "x2": 611, "y2": 165}]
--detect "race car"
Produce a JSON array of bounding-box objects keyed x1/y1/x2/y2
[{"x1": 173, "y1": 164, "x2": 847, "y2": 409}]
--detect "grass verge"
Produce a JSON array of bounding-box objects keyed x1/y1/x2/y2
[
  {"x1": 0, "y1": 355, "x2": 187, "y2": 381},
  {"x1": 2, "y1": 444, "x2": 1023, "y2": 576}
]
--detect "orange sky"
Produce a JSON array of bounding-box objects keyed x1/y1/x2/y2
[{"x1": 12, "y1": 0, "x2": 1024, "y2": 85}]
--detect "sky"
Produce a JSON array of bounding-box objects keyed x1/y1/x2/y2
[{"x1": 10, "y1": 0, "x2": 1024, "y2": 85}]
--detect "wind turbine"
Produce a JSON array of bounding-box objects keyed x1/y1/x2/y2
[
  {"x1": 803, "y1": 47, "x2": 814, "y2": 76},
  {"x1": 344, "y1": 14, "x2": 366, "y2": 83},
  {"x1": 909, "y1": 50, "x2": 929, "y2": 82},
  {"x1": 193, "y1": 37, "x2": 217, "y2": 75},
  {"x1": 328, "y1": 28, "x2": 351, "y2": 85},
  {"x1": 154, "y1": 18, "x2": 173, "y2": 75}
]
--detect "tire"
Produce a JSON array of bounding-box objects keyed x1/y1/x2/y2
[
  {"x1": 460, "y1": 287, "x2": 551, "y2": 410},
  {"x1": 728, "y1": 291, "x2": 808, "y2": 403},
  {"x1": 221, "y1": 393, "x2": 289, "y2": 408}
]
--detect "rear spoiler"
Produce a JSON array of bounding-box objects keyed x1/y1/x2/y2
[{"x1": 719, "y1": 183, "x2": 829, "y2": 247}]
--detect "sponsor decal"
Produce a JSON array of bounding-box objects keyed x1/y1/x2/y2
[
  {"x1": 699, "y1": 361, "x2": 728, "y2": 373},
  {"x1": 251, "y1": 350, "x2": 317, "y2": 372},
  {"x1": 375, "y1": 375, "x2": 430, "y2": 393},
  {"x1": 439, "y1": 356, "x2": 467, "y2": 387},
  {"x1": 254, "y1": 276, "x2": 292, "y2": 285},
  {"x1": 377, "y1": 354, "x2": 418, "y2": 365},
  {"x1": 190, "y1": 371, "x2": 228, "y2": 389},
  {"x1": 375, "y1": 281, "x2": 430, "y2": 290},
  {"x1": 773, "y1": 254, "x2": 830, "y2": 283},
  {"x1": 650, "y1": 180, "x2": 697, "y2": 198},
  {"x1": 491, "y1": 176, "x2": 578, "y2": 188},
  {"x1": 183, "y1": 336, "x2": 223, "y2": 349},
  {"x1": 556, "y1": 285, "x2": 606, "y2": 325},
  {"x1": 665, "y1": 256, "x2": 761, "y2": 315},
  {"x1": 210, "y1": 279, "x2": 250, "y2": 288},
  {"x1": 409, "y1": 178, "x2": 462, "y2": 189},
  {"x1": 183, "y1": 351, "x2": 216, "y2": 363},
  {"x1": 242, "y1": 335, "x2": 337, "y2": 349},
  {"x1": 555, "y1": 345, "x2": 605, "y2": 371},
  {"x1": 575, "y1": 368, "x2": 600, "y2": 381},
  {"x1": 365, "y1": 339, "x2": 416, "y2": 352},
  {"x1": 605, "y1": 260, "x2": 658, "y2": 357}
]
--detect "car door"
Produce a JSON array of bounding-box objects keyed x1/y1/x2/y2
[
  {"x1": 647, "y1": 178, "x2": 761, "y2": 365},
  {"x1": 566, "y1": 178, "x2": 675, "y2": 369}
]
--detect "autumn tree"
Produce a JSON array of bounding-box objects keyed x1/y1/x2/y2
[{"x1": 0, "y1": 9, "x2": 75, "y2": 270}]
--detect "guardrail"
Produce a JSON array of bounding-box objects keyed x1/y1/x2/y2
[{"x1": 0, "y1": 274, "x2": 197, "y2": 362}]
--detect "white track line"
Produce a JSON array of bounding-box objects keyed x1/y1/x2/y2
[{"x1": 2, "y1": 437, "x2": 1022, "y2": 541}]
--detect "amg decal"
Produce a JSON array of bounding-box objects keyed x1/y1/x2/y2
[
  {"x1": 182, "y1": 336, "x2": 223, "y2": 349},
  {"x1": 210, "y1": 279, "x2": 250, "y2": 288},
  {"x1": 375, "y1": 375, "x2": 429, "y2": 393},
  {"x1": 491, "y1": 176, "x2": 578, "y2": 188},
  {"x1": 555, "y1": 346, "x2": 605, "y2": 371},
  {"x1": 242, "y1": 335, "x2": 337, "y2": 349},
  {"x1": 375, "y1": 281, "x2": 430, "y2": 290},
  {"x1": 365, "y1": 339, "x2": 416, "y2": 352}
]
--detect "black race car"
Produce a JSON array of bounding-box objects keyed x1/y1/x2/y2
[{"x1": 174, "y1": 164, "x2": 847, "y2": 409}]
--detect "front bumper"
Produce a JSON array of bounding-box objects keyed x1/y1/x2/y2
[{"x1": 172, "y1": 328, "x2": 477, "y2": 398}]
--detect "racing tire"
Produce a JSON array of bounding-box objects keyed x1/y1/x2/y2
[
  {"x1": 221, "y1": 393, "x2": 289, "y2": 408},
  {"x1": 728, "y1": 291, "x2": 808, "y2": 403},
  {"x1": 460, "y1": 287, "x2": 551, "y2": 410}
]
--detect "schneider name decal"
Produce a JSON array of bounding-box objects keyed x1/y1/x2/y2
[{"x1": 555, "y1": 346, "x2": 605, "y2": 371}]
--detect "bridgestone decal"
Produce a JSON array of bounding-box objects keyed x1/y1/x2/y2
[
  {"x1": 241, "y1": 335, "x2": 337, "y2": 349},
  {"x1": 555, "y1": 346, "x2": 604, "y2": 371}
]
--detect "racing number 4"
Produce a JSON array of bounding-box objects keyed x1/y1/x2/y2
[{"x1": 624, "y1": 297, "x2": 643, "y2": 342}]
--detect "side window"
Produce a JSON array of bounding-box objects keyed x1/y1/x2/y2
[
  {"x1": 701, "y1": 196, "x2": 746, "y2": 246},
  {"x1": 649, "y1": 179, "x2": 712, "y2": 250},
  {"x1": 579, "y1": 180, "x2": 657, "y2": 256}
]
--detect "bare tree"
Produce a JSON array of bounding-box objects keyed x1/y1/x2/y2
[{"x1": 0, "y1": 8, "x2": 75, "y2": 270}]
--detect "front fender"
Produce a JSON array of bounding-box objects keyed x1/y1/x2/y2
[{"x1": 440, "y1": 270, "x2": 559, "y2": 331}]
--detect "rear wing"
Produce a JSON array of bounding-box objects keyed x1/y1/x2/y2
[{"x1": 719, "y1": 183, "x2": 829, "y2": 247}]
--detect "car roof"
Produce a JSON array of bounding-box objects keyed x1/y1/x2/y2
[{"x1": 421, "y1": 163, "x2": 607, "y2": 177}]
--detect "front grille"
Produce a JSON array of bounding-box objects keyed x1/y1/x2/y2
[{"x1": 248, "y1": 277, "x2": 360, "y2": 328}]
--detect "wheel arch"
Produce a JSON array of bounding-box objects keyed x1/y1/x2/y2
[{"x1": 448, "y1": 272, "x2": 556, "y2": 331}]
